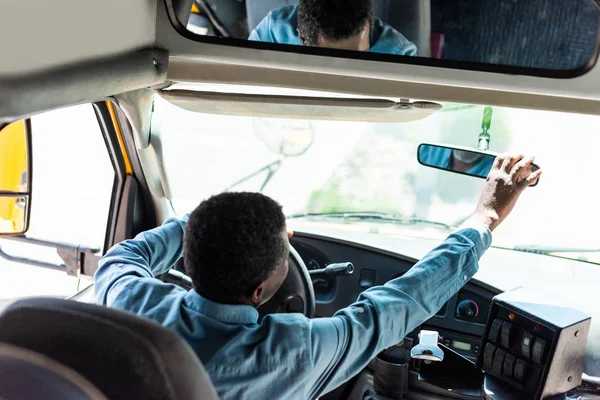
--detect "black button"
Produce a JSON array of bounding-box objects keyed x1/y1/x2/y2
[
  {"x1": 483, "y1": 343, "x2": 496, "y2": 371},
  {"x1": 503, "y1": 353, "x2": 517, "y2": 378},
  {"x1": 521, "y1": 332, "x2": 534, "y2": 359},
  {"x1": 489, "y1": 318, "x2": 504, "y2": 343},
  {"x1": 473, "y1": 345, "x2": 480, "y2": 354},
  {"x1": 532, "y1": 337, "x2": 547, "y2": 364},
  {"x1": 359, "y1": 269, "x2": 377, "y2": 288},
  {"x1": 500, "y1": 321, "x2": 513, "y2": 348},
  {"x1": 492, "y1": 349, "x2": 507, "y2": 374},
  {"x1": 514, "y1": 358, "x2": 528, "y2": 382}
]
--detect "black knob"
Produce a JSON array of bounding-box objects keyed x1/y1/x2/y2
[
  {"x1": 308, "y1": 262, "x2": 354, "y2": 277},
  {"x1": 456, "y1": 300, "x2": 479, "y2": 319}
]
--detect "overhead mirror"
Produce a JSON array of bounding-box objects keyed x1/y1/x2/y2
[
  {"x1": 417, "y1": 143, "x2": 540, "y2": 187},
  {"x1": 0, "y1": 120, "x2": 31, "y2": 235},
  {"x1": 175, "y1": 0, "x2": 600, "y2": 76}
]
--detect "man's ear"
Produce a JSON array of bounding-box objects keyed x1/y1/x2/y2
[
  {"x1": 251, "y1": 284, "x2": 264, "y2": 306},
  {"x1": 297, "y1": 29, "x2": 306, "y2": 45}
]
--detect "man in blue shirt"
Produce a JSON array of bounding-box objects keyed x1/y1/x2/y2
[
  {"x1": 94, "y1": 154, "x2": 541, "y2": 399},
  {"x1": 248, "y1": 0, "x2": 417, "y2": 56}
]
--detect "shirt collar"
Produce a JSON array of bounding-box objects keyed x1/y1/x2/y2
[{"x1": 184, "y1": 290, "x2": 259, "y2": 325}]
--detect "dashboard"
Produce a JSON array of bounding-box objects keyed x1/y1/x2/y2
[{"x1": 290, "y1": 232, "x2": 499, "y2": 361}]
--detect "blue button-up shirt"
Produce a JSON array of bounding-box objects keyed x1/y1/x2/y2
[
  {"x1": 94, "y1": 215, "x2": 491, "y2": 399},
  {"x1": 248, "y1": 5, "x2": 417, "y2": 56}
]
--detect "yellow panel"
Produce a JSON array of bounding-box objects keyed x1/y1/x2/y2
[
  {"x1": 0, "y1": 196, "x2": 26, "y2": 234},
  {"x1": 0, "y1": 120, "x2": 28, "y2": 193}
]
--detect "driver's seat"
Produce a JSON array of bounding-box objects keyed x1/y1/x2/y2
[{"x1": 0, "y1": 297, "x2": 219, "y2": 400}]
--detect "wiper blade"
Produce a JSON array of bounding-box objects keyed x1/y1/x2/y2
[
  {"x1": 286, "y1": 211, "x2": 454, "y2": 230},
  {"x1": 224, "y1": 158, "x2": 283, "y2": 193},
  {"x1": 490, "y1": 244, "x2": 600, "y2": 265},
  {"x1": 508, "y1": 245, "x2": 600, "y2": 255}
]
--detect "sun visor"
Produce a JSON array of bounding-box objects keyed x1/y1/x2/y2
[{"x1": 157, "y1": 90, "x2": 442, "y2": 123}]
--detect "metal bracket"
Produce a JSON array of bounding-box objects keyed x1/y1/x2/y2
[
  {"x1": 0, "y1": 235, "x2": 100, "y2": 277},
  {"x1": 0, "y1": 240, "x2": 64, "y2": 271},
  {"x1": 57, "y1": 247, "x2": 101, "y2": 277}
]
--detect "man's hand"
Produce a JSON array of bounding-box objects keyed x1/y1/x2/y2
[{"x1": 472, "y1": 154, "x2": 542, "y2": 232}]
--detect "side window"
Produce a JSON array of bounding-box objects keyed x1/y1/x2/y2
[{"x1": 0, "y1": 104, "x2": 115, "y2": 309}]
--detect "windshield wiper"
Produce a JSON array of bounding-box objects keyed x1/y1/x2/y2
[
  {"x1": 489, "y1": 244, "x2": 600, "y2": 265},
  {"x1": 224, "y1": 158, "x2": 284, "y2": 193},
  {"x1": 286, "y1": 211, "x2": 455, "y2": 230},
  {"x1": 504, "y1": 244, "x2": 600, "y2": 255}
]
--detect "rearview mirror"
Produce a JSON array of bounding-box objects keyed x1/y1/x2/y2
[
  {"x1": 0, "y1": 120, "x2": 32, "y2": 235},
  {"x1": 174, "y1": 0, "x2": 600, "y2": 77},
  {"x1": 417, "y1": 143, "x2": 539, "y2": 187}
]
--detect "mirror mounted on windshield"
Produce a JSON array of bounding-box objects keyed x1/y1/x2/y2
[
  {"x1": 0, "y1": 120, "x2": 32, "y2": 235},
  {"x1": 417, "y1": 143, "x2": 540, "y2": 187}
]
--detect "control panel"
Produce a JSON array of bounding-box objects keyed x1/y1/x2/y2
[{"x1": 477, "y1": 288, "x2": 591, "y2": 399}]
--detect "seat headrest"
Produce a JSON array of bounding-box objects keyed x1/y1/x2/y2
[
  {"x1": 0, "y1": 343, "x2": 108, "y2": 400},
  {"x1": 0, "y1": 298, "x2": 219, "y2": 400}
]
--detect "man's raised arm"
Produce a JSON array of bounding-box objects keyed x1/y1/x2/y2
[
  {"x1": 94, "y1": 215, "x2": 189, "y2": 307},
  {"x1": 305, "y1": 154, "x2": 542, "y2": 398}
]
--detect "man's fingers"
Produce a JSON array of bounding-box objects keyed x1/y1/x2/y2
[
  {"x1": 518, "y1": 169, "x2": 543, "y2": 189},
  {"x1": 528, "y1": 169, "x2": 543, "y2": 185},
  {"x1": 511, "y1": 156, "x2": 535, "y2": 182},
  {"x1": 494, "y1": 153, "x2": 508, "y2": 169},
  {"x1": 501, "y1": 154, "x2": 525, "y2": 173}
]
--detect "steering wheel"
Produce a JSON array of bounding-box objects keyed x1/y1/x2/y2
[
  {"x1": 258, "y1": 245, "x2": 316, "y2": 320},
  {"x1": 169, "y1": 245, "x2": 315, "y2": 319}
]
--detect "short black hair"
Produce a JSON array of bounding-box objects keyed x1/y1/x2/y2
[
  {"x1": 183, "y1": 192, "x2": 287, "y2": 304},
  {"x1": 297, "y1": 0, "x2": 373, "y2": 46}
]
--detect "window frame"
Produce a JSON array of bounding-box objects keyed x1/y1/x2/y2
[{"x1": 0, "y1": 100, "x2": 153, "y2": 281}]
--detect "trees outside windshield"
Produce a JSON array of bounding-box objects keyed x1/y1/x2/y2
[{"x1": 156, "y1": 97, "x2": 600, "y2": 264}]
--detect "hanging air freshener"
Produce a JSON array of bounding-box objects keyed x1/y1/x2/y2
[{"x1": 477, "y1": 106, "x2": 493, "y2": 151}]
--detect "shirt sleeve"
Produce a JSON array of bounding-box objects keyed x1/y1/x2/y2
[
  {"x1": 248, "y1": 13, "x2": 274, "y2": 42},
  {"x1": 370, "y1": 19, "x2": 418, "y2": 56},
  {"x1": 306, "y1": 221, "x2": 492, "y2": 398},
  {"x1": 401, "y1": 41, "x2": 418, "y2": 56},
  {"x1": 93, "y1": 214, "x2": 189, "y2": 307}
]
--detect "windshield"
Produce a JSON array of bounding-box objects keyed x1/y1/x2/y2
[{"x1": 153, "y1": 91, "x2": 600, "y2": 265}]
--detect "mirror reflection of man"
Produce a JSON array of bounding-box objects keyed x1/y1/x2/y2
[
  {"x1": 248, "y1": 0, "x2": 417, "y2": 55},
  {"x1": 420, "y1": 146, "x2": 495, "y2": 177}
]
